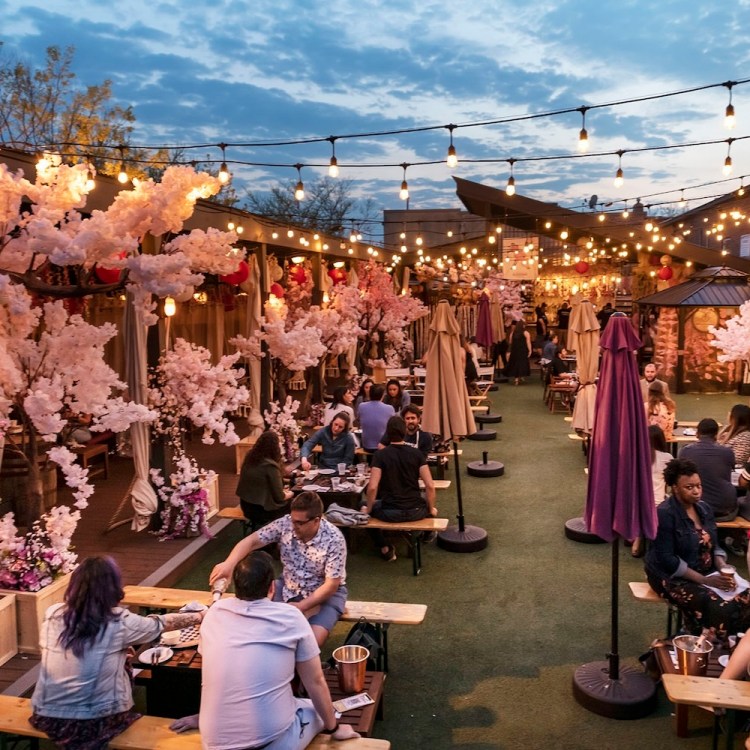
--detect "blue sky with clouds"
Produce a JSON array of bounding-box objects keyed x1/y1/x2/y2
[{"x1": 3, "y1": 0, "x2": 750, "y2": 236}]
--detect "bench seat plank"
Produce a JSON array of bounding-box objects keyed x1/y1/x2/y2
[
  {"x1": 717, "y1": 517, "x2": 750, "y2": 529},
  {"x1": 0, "y1": 696, "x2": 390, "y2": 749}
]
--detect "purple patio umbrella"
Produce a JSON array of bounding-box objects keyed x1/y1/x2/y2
[
  {"x1": 474, "y1": 291, "x2": 494, "y2": 352},
  {"x1": 572, "y1": 314, "x2": 658, "y2": 719}
]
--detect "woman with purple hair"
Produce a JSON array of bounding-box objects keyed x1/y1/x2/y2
[{"x1": 30, "y1": 556, "x2": 204, "y2": 749}]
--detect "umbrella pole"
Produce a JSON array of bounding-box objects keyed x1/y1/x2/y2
[
  {"x1": 609, "y1": 537, "x2": 620, "y2": 681},
  {"x1": 435, "y1": 439, "x2": 488, "y2": 553},
  {"x1": 452, "y1": 440, "x2": 466, "y2": 533}
]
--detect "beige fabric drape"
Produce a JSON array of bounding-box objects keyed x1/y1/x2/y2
[
  {"x1": 123, "y1": 298, "x2": 158, "y2": 531},
  {"x1": 421, "y1": 301, "x2": 476, "y2": 440}
]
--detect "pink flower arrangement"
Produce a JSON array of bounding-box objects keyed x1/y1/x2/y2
[
  {"x1": 264, "y1": 397, "x2": 301, "y2": 462},
  {"x1": 0, "y1": 507, "x2": 79, "y2": 592},
  {"x1": 710, "y1": 301, "x2": 750, "y2": 365}
]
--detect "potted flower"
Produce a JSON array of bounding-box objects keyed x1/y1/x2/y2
[
  {"x1": 0, "y1": 506, "x2": 79, "y2": 653},
  {"x1": 264, "y1": 397, "x2": 301, "y2": 463}
]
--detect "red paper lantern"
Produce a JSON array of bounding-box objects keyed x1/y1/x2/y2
[
  {"x1": 657, "y1": 265, "x2": 673, "y2": 281},
  {"x1": 328, "y1": 266, "x2": 347, "y2": 285},
  {"x1": 219, "y1": 259, "x2": 249, "y2": 286},
  {"x1": 94, "y1": 251, "x2": 126, "y2": 284},
  {"x1": 270, "y1": 282, "x2": 285, "y2": 298},
  {"x1": 289, "y1": 264, "x2": 307, "y2": 284},
  {"x1": 574, "y1": 261, "x2": 589, "y2": 274}
]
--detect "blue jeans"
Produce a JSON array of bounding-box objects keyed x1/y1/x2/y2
[{"x1": 369, "y1": 499, "x2": 427, "y2": 548}]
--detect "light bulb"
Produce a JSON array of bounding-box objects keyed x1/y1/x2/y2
[
  {"x1": 506, "y1": 175, "x2": 516, "y2": 196},
  {"x1": 350, "y1": 231, "x2": 358, "y2": 243},
  {"x1": 726, "y1": 103, "x2": 736, "y2": 130},
  {"x1": 614, "y1": 167, "x2": 624, "y2": 188},
  {"x1": 295, "y1": 180, "x2": 305, "y2": 201},
  {"x1": 117, "y1": 163, "x2": 129, "y2": 184},
  {"x1": 399, "y1": 180, "x2": 409, "y2": 201},
  {"x1": 163, "y1": 297, "x2": 176, "y2": 317},
  {"x1": 218, "y1": 162, "x2": 230, "y2": 184},
  {"x1": 578, "y1": 128, "x2": 589, "y2": 153},
  {"x1": 446, "y1": 144, "x2": 458, "y2": 168},
  {"x1": 723, "y1": 156, "x2": 733, "y2": 176},
  {"x1": 560, "y1": 229, "x2": 569, "y2": 240},
  {"x1": 415, "y1": 236, "x2": 423, "y2": 246},
  {"x1": 328, "y1": 156, "x2": 339, "y2": 178}
]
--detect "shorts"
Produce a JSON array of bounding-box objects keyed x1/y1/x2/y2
[{"x1": 273, "y1": 577, "x2": 348, "y2": 633}]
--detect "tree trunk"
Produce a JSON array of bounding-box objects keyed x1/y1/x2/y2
[{"x1": 22, "y1": 437, "x2": 44, "y2": 528}]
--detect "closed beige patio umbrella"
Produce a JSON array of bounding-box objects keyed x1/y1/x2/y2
[
  {"x1": 570, "y1": 299, "x2": 600, "y2": 436},
  {"x1": 421, "y1": 301, "x2": 486, "y2": 552}
]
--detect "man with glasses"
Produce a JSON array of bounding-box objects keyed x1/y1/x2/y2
[{"x1": 210, "y1": 492, "x2": 347, "y2": 646}]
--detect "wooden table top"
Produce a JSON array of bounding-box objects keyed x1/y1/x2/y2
[{"x1": 662, "y1": 673, "x2": 750, "y2": 711}]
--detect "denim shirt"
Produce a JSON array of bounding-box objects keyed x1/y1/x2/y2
[
  {"x1": 644, "y1": 495, "x2": 727, "y2": 581},
  {"x1": 300, "y1": 426, "x2": 355, "y2": 469},
  {"x1": 32, "y1": 604, "x2": 165, "y2": 719}
]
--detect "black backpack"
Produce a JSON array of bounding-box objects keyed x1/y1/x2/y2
[{"x1": 333, "y1": 617, "x2": 383, "y2": 671}]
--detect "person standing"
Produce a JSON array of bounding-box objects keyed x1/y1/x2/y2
[
  {"x1": 640, "y1": 363, "x2": 670, "y2": 402},
  {"x1": 505, "y1": 319, "x2": 532, "y2": 385},
  {"x1": 597, "y1": 302, "x2": 615, "y2": 330},
  {"x1": 556, "y1": 300, "x2": 571, "y2": 348}
]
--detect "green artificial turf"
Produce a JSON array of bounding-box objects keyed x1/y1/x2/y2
[{"x1": 177, "y1": 380, "x2": 743, "y2": 749}]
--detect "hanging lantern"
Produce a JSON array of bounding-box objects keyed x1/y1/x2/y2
[
  {"x1": 574, "y1": 260, "x2": 589, "y2": 274},
  {"x1": 94, "y1": 251, "x2": 126, "y2": 284},
  {"x1": 328, "y1": 266, "x2": 347, "y2": 285},
  {"x1": 660, "y1": 254, "x2": 673, "y2": 266},
  {"x1": 289, "y1": 264, "x2": 307, "y2": 284},
  {"x1": 657, "y1": 265, "x2": 673, "y2": 281},
  {"x1": 270, "y1": 282, "x2": 285, "y2": 298},
  {"x1": 219, "y1": 259, "x2": 249, "y2": 286}
]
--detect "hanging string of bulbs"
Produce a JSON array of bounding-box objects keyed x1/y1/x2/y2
[{"x1": 13, "y1": 76, "x2": 749, "y2": 204}]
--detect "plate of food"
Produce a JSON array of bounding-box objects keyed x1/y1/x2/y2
[
  {"x1": 718, "y1": 654, "x2": 730, "y2": 667},
  {"x1": 317, "y1": 468, "x2": 336, "y2": 475},
  {"x1": 139, "y1": 647, "x2": 173, "y2": 665},
  {"x1": 682, "y1": 428, "x2": 697, "y2": 436}
]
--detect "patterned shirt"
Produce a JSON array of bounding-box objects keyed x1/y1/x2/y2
[{"x1": 257, "y1": 516, "x2": 347, "y2": 601}]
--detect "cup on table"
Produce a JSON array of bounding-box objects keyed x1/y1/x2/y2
[
  {"x1": 337, "y1": 462, "x2": 347, "y2": 476},
  {"x1": 331, "y1": 477, "x2": 341, "y2": 491},
  {"x1": 161, "y1": 630, "x2": 181, "y2": 646},
  {"x1": 356, "y1": 463, "x2": 366, "y2": 477},
  {"x1": 720, "y1": 563, "x2": 737, "y2": 587}
]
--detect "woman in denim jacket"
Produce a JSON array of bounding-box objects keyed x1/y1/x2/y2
[
  {"x1": 31, "y1": 556, "x2": 204, "y2": 750},
  {"x1": 645, "y1": 458, "x2": 750, "y2": 638}
]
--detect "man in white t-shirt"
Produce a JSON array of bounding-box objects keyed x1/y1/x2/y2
[{"x1": 171, "y1": 551, "x2": 358, "y2": 749}]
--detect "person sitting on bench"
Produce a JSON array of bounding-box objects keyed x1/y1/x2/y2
[
  {"x1": 211, "y1": 492, "x2": 347, "y2": 647},
  {"x1": 361, "y1": 415, "x2": 436, "y2": 562},
  {"x1": 172, "y1": 551, "x2": 359, "y2": 748},
  {"x1": 379, "y1": 404, "x2": 433, "y2": 457},
  {"x1": 300, "y1": 412, "x2": 356, "y2": 471}
]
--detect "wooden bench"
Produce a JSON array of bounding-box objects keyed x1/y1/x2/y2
[
  {"x1": 331, "y1": 517, "x2": 448, "y2": 576},
  {"x1": 121, "y1": 586, "x2": 427, "y2": 673},
  {"x1": 717, "y1": 517, "x2": 750, "y2": 529},
  {"x1": 72, "y1": 441, "x2": 109, "y2": 479},
  {"x1": 629, "y1": 581, "x2": 682, "y2": 638},
  {"x1": 0, "y1": 696, "x2": 390, "y2": 749}
]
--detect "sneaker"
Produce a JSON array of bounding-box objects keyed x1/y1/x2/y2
[
  {"x1": 380, "y1": 545, "x2": 397, "y2": 562},
  {"x1": 724, "y1": 536, "x2": 745, "y2": 556}
]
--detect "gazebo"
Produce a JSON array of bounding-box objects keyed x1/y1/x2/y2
[{"x1": 635, "y1": 266, "x2": 750, "y2": 393}]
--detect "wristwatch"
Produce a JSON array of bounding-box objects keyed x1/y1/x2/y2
[{"x1": 321, "y1": 722, "x2": 340, "y2": 735}]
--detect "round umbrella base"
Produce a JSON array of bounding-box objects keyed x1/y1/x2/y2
[
  {"x1": 572, "y1": 661, "x2": 657, "y2": 719},
  {"x1": 468, "y1": 430, "x2": 496, "y2": 441},
  {"x1": 437, "y1": 524, "x2": 488, "y2": 552},
  {"x1": 467, "y1": 460, "x2": 504, "y2": 478},
  {"x1": 564, "y1": 517, "x2": 606, "y2": 544},
  {"x1": 476, "y1": 413, "x2": 502, "y2": 425},
  {"x1": 488, "y1": 384, "x2": 499, "y2": 392}
]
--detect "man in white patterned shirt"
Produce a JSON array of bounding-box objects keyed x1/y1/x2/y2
[{"x1": 210, "y1": 492, "x2": 347, "y2": 646}]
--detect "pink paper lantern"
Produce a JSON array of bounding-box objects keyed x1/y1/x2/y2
[
  {"x1": 657, "y1": 265, "x2": 673, "y2": 281},
  {"x1": 575, "y1": 261, "x2": 589, "y2": 274},
  {"x1": 289, "y1": 264, "x2": 307, "y2": 284}
]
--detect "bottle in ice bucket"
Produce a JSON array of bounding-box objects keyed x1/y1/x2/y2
[{"x1": 212, "y1": 577, "x2": 228, "y2": 603}]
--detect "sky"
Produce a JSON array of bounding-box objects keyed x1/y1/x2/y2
[{"x1": 2, "y1": 0, "x2": 750, "y2": 243}]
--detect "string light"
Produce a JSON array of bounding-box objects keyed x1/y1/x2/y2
[
  {"x1": 446, "y1": 124, "x2": 458, "y2": 168},
  {"x1": 218, "y1": 143, "x2": 230, "y2": 184},
  {"x1": 723, "y1": 139, "x2": 734, "y2": 176},
  {"x1": 117, "y1": 145, "x2": 129, "y2": 184},
  {"x1": 724, "y1": 81, "x2": 737, "y2": 129},
  {"x1": 294, "y1": 164, "x2": 305, "y2": 201},
  {"x1": 506, "y1": 158, "x2": 516, "y2": 196},
  {"x1": 679, "y1": 189, "x2": 686, "y2": 207},
  {"x1": 614, "y1": 150, "x2": 624, "y2": 188},
  {"x1": 85, "y1": 158, "x2": 95, "y2": 191},
  {"x1": 577, "y1": 106, "x2": 589, "y2": 153},
  {"x1": 738, "y1": 179, "x2": 746, "y2": 197},
  {"x1": 327, "y1": 136, "x2": 339, "y2": 177},
  {"x1": 399, "y1": 163, "x2": 410, "y2": 201}
]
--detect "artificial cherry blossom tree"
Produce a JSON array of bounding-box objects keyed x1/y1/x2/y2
[
  {"x1": 709, "y1": 300, "x2": 750, "y2": 377},
  {"x1": 0, "y1": 154, "x2": 244, "y2": 532}
]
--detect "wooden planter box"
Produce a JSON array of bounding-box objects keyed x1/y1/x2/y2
[
  {"x1": 0, "y1": 594, "x2": 17, "y2": 665},
  {"x1": 0, "y1": 571, "x2": 71, "y2": 654}
]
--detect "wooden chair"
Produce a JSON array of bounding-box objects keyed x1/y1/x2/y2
[{"x1": 546, "y1": 377, "x2": 576, "y2": 413}]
